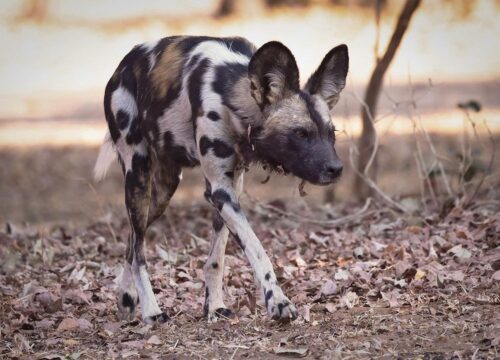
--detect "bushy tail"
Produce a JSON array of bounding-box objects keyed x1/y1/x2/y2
[{"x1": 93, "y1": 132, "x2": 117, "y2": 182}]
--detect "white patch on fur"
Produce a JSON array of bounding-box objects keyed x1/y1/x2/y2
[
  {"x1": 109, "y1": 85, "x2": 148, "y2": 173},
  {"x1": 116, "y1": 262, "x2": 138, "y2": 321},
  {"x1": 140, "y1": 40, "x2": 158, "y2": 53},
  {"x1": 111, "y1": 86, "x2": 138, "y2": 125},
  {"x1": 157, "y1": 66, "x2": 197, "y2": 158},
  {"x1": 132, "y1": 263, "x2": 162, "y2": 320},
  {"x1": 118, "y1": 138, "x2": 147, "y2": 174},
  {"x1": 190, "y1": 40, "x2": 250, "y2": 65},
  {"x1": 311, "y1": 95, "x2": 333, "y2": 126},
  {"x1": 93, "y1": 131, "x2": 117, "y2": 182},
  {"x1": 119, "y1": 262, "x2": 137, "y2": 298},
  {"x1": 148, "y1": 54, "x2": 157, "y2": 73}
]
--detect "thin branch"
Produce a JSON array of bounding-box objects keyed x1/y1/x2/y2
[
  {"x1": 348, "y1": 145, "x2": 410, "y2": 214},
  {"x1": 464, "y1": 119, "x2": 496, "y2": 208},
  {"x1": 243, "y1": 192, "x2": 374, "y2": 227}
]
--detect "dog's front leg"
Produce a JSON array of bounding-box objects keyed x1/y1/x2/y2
[{"x1": 205, "y1": 175, "x2": 298, "y2": 321}]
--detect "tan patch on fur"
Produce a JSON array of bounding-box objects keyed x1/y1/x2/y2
[
  {"x1": 133, "y1": 63, "x2": 143, "y2": 83},
  {"x1": 233, "y1": 77, "x2": 260, "y2": 117},
  {"x1": 150, "y1": 40, "x2": 185, "y2": 99},
  {"x1": 261, "y1": 94, "x2": 314, "y2": 137}
]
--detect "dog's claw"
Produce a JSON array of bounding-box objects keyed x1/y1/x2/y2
[
  {"x1": 207, "y1": 307, "x2": 235, "y2": 322},
  {"x1": 265, "y1": 287, "x2": 297, "y2": 321},
  {"x1": 145, "y1": 312, "x2": 170, "y2": 324}
]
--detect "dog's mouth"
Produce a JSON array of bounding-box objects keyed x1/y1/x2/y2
[
  {"x1": 307, "y1": 176, "x2": 341, "y2": 186},
  {"x1": 293, "y1": 168, "x2": 342, "y2": 186}
]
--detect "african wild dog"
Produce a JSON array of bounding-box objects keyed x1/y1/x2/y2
[{"x1": 94, "y1": 36, "x2": 348, "y2": 323}]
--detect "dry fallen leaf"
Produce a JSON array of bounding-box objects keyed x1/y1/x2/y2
[
  {"x1": 274, "y1": 346, "x2": 309, "y2": 357},
  {"x1": 57, "y1": 318, "x2": 78, "y2": 332},
  {"x1": 146, "y1": 335, "x2": 162, "y2": 345}
]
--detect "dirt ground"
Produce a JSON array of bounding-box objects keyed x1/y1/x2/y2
[
  {"x1": 0, "y1": 132, "x2": 499, "y2": 359},
  {"x1": 1, "y1": 191, "x2": 499, "y2": 359}
]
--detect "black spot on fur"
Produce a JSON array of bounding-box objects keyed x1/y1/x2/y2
[
  {"x1": 199, "y1": 136, "x2": 211, "y2": 156},
  {"x1": 120, "y1": 64, "x2": 138, "y2": 96},
  {"x1": 210, "y1": 139, "x2": 234, "y2": 158},
  {"x1": 278, "y1": 302, "x2": 289, "y2": 316},
  {"x1": 116, "y1": 110, "x2": 130, "y2": 130},
  {"x1": 122, "y1": 293, "x2": 135, "y2": 311},
  {"x1": 163, "y1": 131, "x2": 199, "y2": 167},
  {"x1": 185, "y1": 54, "x2": 200, "y2": 72},
  {"x1": 207, "y1": 111, "x2": 221, "y2": 121},
  {"x1": 212, "y1": 62, "x2": 248, "y2": 114},
  {"x1": 126, "y1": 117, "x2": 142, "y2": 145},
  {"x1": 210, "y1": 189, "x2": 231, "y2": 211},
  {"x1": 188, "y1": 58, "x2": 211, "y2": 135},
  {"x1": 210, "y1": 189, "x2": 240, "y2": 212},
  {"x1": 212, "y1": 212, "x2": 224, "y2": 232},
  {"x1": 199, "y1": 136, "x2": 234, "y2": 158},
  {"x1": 233, "y1": 234, "x2": 245, "y2": 250},
  {"x1": 224, "y1": 171, "x2": 234, "y2": 179},
  {"x1": 265, "y1": 289, "x2": 273, "y2": 308},
  {"x1": 204, "y1": 178, "x2": 212, "y2": 202},
  {"x1": 211, "y1": 262, "x2": 218, "y2": 269},
  {"x1": 177, "y1": 36, "x2": 213, "y2": 54},
  {"x1": 265, "y1": 272, "x2": 271, "y2": 281}
]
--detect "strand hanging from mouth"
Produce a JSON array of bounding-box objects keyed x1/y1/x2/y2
[{"x1": 298, "y1": 179, "x2": 307, "y2": 197}]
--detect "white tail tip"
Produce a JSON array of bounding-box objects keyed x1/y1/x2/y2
[{"x1": 93, "y1": 132, "x2": 117, "y2": 182}]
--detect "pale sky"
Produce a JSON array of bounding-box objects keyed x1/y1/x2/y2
[{"x1": 0, "y1": 0, "x2": 499, "y2": 118}]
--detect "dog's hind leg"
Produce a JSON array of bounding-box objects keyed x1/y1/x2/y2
[{"x1": 118, "y1": 149, "x2": 170, "y2": 324}]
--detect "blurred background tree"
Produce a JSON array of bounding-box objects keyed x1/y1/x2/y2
[{"x1": 353, "y1": 0, "x2": 421, "y2": 199}]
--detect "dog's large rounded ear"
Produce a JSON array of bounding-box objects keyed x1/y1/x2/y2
[
  {"x1": 248, "y1": 41, "x2": 300, "y2": 109},
  {"x1": 304, "y1": 44, "x2": 349, "y2": 109}
]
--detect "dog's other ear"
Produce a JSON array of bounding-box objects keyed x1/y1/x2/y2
[
  {"x1": 249, "y1": 41, "x2": 300, "y2": 109},
  {"x1": 304, "y1": 44, "x2": 348, "y2": 109}
]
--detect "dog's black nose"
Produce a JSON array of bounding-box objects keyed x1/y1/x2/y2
[{"x1": 326, "y1": 165, "x2": 343, "y2": 178}]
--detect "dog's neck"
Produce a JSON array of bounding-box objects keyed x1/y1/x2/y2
[{"x1": 227, "y1": 75, "x2": 264, "y2": 131}]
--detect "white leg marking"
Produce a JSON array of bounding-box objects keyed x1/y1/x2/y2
[
  {"x1": 132, "y1": 262, "x2": 163, "y2": 323},
  {"x1": 117, "y1": 262, "x2": 138, "y2": 321},
  {"x1": 204, "y1": 225, "x2": 230, "y2": 322},
  {"x1": 220, "y1": 195, "x2": 298, "y2": 321}
]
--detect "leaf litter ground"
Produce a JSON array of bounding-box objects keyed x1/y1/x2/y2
[{"x1": 0, "y1": 196, "x2": 499, "y2": 359}]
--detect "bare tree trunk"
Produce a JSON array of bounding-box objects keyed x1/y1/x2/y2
[
  {"x1": 353, "y1": 0, "x2": 421, "y2": 199},
  {"x1": 215, "y1": 0, "x2": 236, "y2": 17}
]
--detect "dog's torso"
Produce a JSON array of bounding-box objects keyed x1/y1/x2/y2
[{"x1": 104, "y1": 36, "x2": 260, "y2": 172}]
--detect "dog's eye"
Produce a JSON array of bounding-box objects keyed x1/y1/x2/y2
[{"x1": 293, "y1": 128, "x2": 309, "y2": 139}]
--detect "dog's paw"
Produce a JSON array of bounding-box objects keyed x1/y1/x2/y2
[
  {"x1": 207, "y1": 307, "x2": 235, "y2": 322},
  {"x1": 117, "y1": 291, "x2": 138, "y2": 322},
  {"x1": 144, "y1": 312, "x2": 170, "y2": 324},
  {"x1": 265, "y1": 288, "x2": 298, "y2": 322}
]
